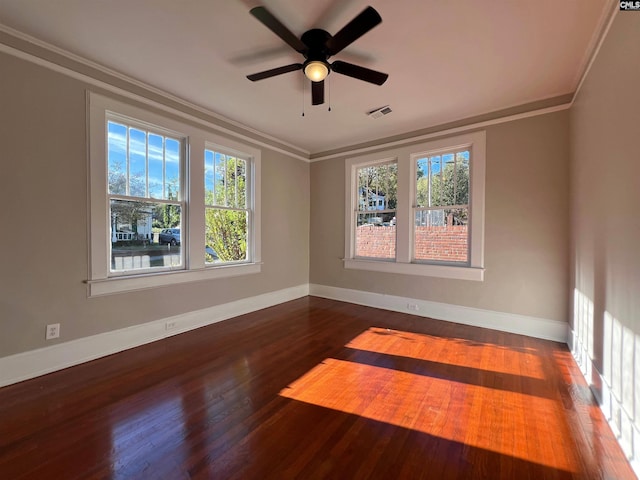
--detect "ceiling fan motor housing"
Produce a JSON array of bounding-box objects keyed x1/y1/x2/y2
[{"x1": 301, "y1": 29, "x2": 332, "y2": 70}]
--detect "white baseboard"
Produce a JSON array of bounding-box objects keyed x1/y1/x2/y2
[
  {"x1": 0, "y1": 283, "x2": 567, "y2": 389},
  {"x1": 569, "y1": 329, "x2": 640, "y2": 477},
  {"x1": 0, "y1": 284, "x2": 309, "y2": 388},
  {"x1": 309, "y1": 284, "x2": 568, "y2": 343}
]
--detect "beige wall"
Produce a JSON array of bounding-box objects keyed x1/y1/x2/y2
[
  {"x1": 569, "y1": 12, "x2": 640, "y2": 447},
  {"x1": 310, "y1": 110, "x2": 570, "y2": 323},
  {"x1": 0, "y1": 52, "x2": 310, "y2": 358}
]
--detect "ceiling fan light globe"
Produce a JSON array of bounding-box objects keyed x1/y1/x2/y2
[{"x1": 304, "y1": 61, "x2": 329, "y2": 82}]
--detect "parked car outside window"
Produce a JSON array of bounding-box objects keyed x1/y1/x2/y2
[{"x1": 159, "y1": 228, "x2": 181, "y2": 246}]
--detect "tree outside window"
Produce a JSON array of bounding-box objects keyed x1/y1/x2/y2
[{"x1": 204, "y1": 150, "x2": 249, "y2": 264}]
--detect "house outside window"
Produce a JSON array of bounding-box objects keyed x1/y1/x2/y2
[
  {"x1": 344, "y1": 131, "x2": 485, "y2": 281},
  {"x1": 88, "y1": 93, "x2": 261, "y2": 296}
]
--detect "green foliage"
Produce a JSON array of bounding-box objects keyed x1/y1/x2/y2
[
  {"x1": 417, "y1": 157, "x2": 469, "y2": 208},
  {"x1": 153, "y1": 184, "x2": 180, "y2": 228},
  {"x1": 205, "y1": 209, "x2": 247, "y2": 262}
]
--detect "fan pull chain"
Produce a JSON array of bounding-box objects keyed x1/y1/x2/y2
[
  {"x1": 328, "y1": 75, "x2": 332, "y2": 112},
  {"x1": 301, "y1": 73, "x2": 305, "y2": 117}
]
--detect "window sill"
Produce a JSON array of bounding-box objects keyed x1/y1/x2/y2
[
  {"x1": 343, "y1": 258, "x2": 484, "y2": 281},
  {"x1": 87, "y1": 262, "x2": 262, "y2": 297}
]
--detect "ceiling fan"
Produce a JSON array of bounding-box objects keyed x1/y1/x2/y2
[{"x1": 246, "y1": 5, "x2": 389, "y2": 106}]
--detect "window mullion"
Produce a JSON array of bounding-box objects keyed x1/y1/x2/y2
[
  {"x1": 145, "y1": 131, "x2": 149, "y2": 198},
  {"x1": 160, "y1": 136, "x2": 165, "y2": 199},
  {"x1": 453, "y1": 152, "x2": 458, "y2": 204},
  {"x1": 212, "y1": 153, "x2": 216, "y2": 206},
  {"x1": 395, "y1": 155, "x2": 410, "y2": 263},
  {"x1": 224, "y1": 155, "x2": 228, "y2": 207},
  {"x1": 125, "y1": 128, "x2": 130, "y2": 196},
  {"x1": 188, "y1": 136, "x2": 205, "y2": 270},
  {"x1": 235, "y1": 158, "x2": 239, "y2": 208}
]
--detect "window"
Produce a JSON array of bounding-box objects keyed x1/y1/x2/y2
[
  {"x1": 354, "y1": 160, "x2": 397, "y2": 260},
  {"x1": 88, "y1": 93, "x2": 261, "y2": 296},
  {"x1": 107, "y1": 118, "x2": 185, "y2": 274},
  {"x1": 414, "y1": 149, "x2": 469, "y2": 264},
  {"x1": 344, "y1": 131, "x2": 485, "y2": 281},
  {"x1": 204, "y1": 149, "x2": 250, "y2": 264}
]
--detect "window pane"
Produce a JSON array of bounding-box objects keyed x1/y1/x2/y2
[
  {"x1": 110, "y1": 199, "x2": 182, "y2": 272},
  {"x1": 205, "y1": 149, "x2": 215, "y2": 204},
  {"x1": 455, "y1": 151, "x2": 470, "y2": 205},
  {"x1": 355, "y1": 212, "x2": 396, "y2": 259},
  {"x1": 416, "y1": 158, "x2": 429, "y2": 207},
  {"x1": 227, "y1": 156, "x2": 237, "y2": 207},
  {"x1": 418, "y1": 152, "x2": 469, "y2": 209},
  {"x1": 206, "y1": 151, "x2": 248, "y2": 209},
  {"x1": 129, "y1": 128, "x2": 147, "y2": 197},
  {"x1": 357, "y1": 163, "x2": 397, "y2": 212},
  {"x1": 236, "y1": 158, "x2": 247, "y2": 209},
  {"x1": 165, "y1": 138, "x2": 180, "y2": 200},
  {"x1": 430, "y1": 155, "x2": 442, "y2": 206},
  {"x1": 214, "y1": 152, "x2": 226, "y2": 205},
  {"x1": 148, "y1": 134, "x2": 164, "y2": 199},
  {"x1": 107, "y1": 121, "x2": 182, "y2": 201},
  {"x1": 414, "y1": 208, "x2": 468, "y2": 263},
  {"x1": 107, "y1": 122, "x2": 127, "y2": 195},
  {"x1": 205, "y1": 208, "x2": 248, "y2": 263}
]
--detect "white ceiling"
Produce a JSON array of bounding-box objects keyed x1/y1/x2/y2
[{"x1": 0, "y1": 0, "x2": 610, "y2": 154}]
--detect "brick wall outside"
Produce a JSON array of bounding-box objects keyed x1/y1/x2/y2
[
  {"x1": 355, "y1": 225, "x2": 396, "y2": 259},
  {"x1": 356, "y1": 225, "x2": 468, "y2": 261},
  {"x1": 414, "y1": 225, "x2": 468, "y2": 262}
]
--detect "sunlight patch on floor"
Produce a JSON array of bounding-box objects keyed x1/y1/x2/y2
[
  {"x1": 345, "y1": 327, "x2": 545, "y2": 379},
  {"x1": 280, "y1": 356, "x2": 577, "y2": 473}
]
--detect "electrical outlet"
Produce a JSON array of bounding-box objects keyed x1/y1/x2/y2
[
  {"x1": 165, "y1": 321, "x2": 177, "y2": 330},
  {"x1": 407, "y1": 303, "x2": 419, "y2": 311},
  {"x1": 46, "y1": 323, "x2": 60, "y2": 340}
]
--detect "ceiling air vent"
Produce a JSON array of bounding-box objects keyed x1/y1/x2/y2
[{"x1": 368, "y1": 105, "x2": 392, "y2": 119}]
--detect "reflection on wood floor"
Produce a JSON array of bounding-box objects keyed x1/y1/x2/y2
[{"x1": 0, "y1": 296, "x2": 634, "y2": 479}]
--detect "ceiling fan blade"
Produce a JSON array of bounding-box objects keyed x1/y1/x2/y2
[
  {"x1": 312, "y1": 80, "x2": 325, "y2": 105},
  {"x1": 250, "y1": 6, "x2": 307, "y2": 54},
  {"x1": 326, "y1": 6, "x2": 382, "y2": 56},
  {"x1": 246, "y1": 63, "x2": 303, "y2": 81},
  {"x1": 331, "y1": 60, "x2": 388, "y2": 85}
]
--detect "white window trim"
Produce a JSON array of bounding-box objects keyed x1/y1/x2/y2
[
  {"x1": 344, "y1": 131, "x2": 485, "y2": 281},
  {"x1": 87, "y1": 92, "x2": 261, "y2": 297},
  {"x1": 203, "y1": 142, "x2": 255, "y2": 266},
  {"x1": 104, "y1": 112, "x2": 188, "y2": 277}
]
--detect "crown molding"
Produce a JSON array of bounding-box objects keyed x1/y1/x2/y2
[
  {"x1": 0, "y1": 23, "x2": 311, "y2": 162},
  {"x1": 571, "y1": 3, "x2": 619, "y2": 103},
  {"x1": 309, "y1": 102, "x2": 571, "y2": 162}
]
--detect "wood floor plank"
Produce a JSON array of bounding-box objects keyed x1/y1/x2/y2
[{"x1": 0, "y1": 296, "x2": 634, "y2": 479}]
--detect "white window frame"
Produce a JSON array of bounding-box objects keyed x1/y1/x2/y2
[
  {"x1": 203, "y1": 142, "x2": 254, "y2": 266},
  {"x1": 344, "y1": 131, "x2": 485, "y2": 281},
  {"x1": 353, "y1": 157, "x2": 398, "y2": 261},
  {"x1": 87, "y1": 92, "x2": 261, "y2": 296},
  {"x1": 105, "y1": 113, "x2": 188, "y2": 276}
]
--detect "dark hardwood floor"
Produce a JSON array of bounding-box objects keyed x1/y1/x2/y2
[{"x1": 0, "y1": 296, "x2": 634, "y2": 479}]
